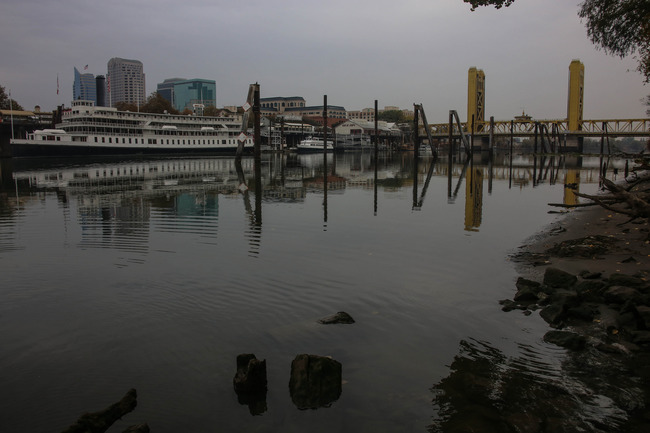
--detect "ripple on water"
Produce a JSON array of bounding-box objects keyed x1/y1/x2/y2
[{"x1": 430, "y1": 338, "x2": 634, "y2": 432}]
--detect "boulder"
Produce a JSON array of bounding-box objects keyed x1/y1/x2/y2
[
  {"x1": 514, "y1": 287, "x2": 539, "y2": 303},
  {"x1": 543, "y1": 267, "x2": 577, "y2": 289},
  {"x1": 289, "y1": 354, "x2": 342, "y2": 409},
  {"x1": 607, "y1": 273, "x2": 646, "y2": 288},
  {"x1": 543, "y1": 330, "x2": 587, "y2": 351},
  {"x1": 318, "y1": 311, "x2": 355, "y2": 324},
  {"x1": 574, "y1": 280, "x2": 605, "y2": 303},
  {"x1": 637, "y1": 305, "x2": 650, "y2": 329},
  {"x1": 515, "y1": 277, "x2": 541, "y2": 292},
  {"x1": 603, "y1": 286, "x2": 641, "y2": 304},
  {"x1": 540, "y1": 303, "x2": 566, "y2": 326}
]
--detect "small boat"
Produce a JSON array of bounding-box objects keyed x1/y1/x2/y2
[{"x1": 296, "y1": 137, "x2": 334, "y2": 153}]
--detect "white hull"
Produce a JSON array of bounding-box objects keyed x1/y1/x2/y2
[
  {"x1": 11, "y1": 100, "x2": 254, "y2": 157},
  {"x1": 297, "y1": 138, "x2": 334, "y2": 153}
]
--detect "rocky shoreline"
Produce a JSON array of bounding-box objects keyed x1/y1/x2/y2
[{"x1": 506, "y1": 203, "x2": 650, "y2": 431}]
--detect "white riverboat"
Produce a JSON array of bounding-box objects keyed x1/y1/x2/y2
[
  {"x1": 10, "y1": 100, "x2": 254, "y2": 157},
  {"x1": 296, "y1": 137, "x2": 334, "y2": 153}
]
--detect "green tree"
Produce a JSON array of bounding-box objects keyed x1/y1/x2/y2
[
  {"x1": 203, "y1": 105, "x2": 220, "y2": 117},
  {"x1": 463, "y1": 0, "x2": 650, "y2": 83},
  {"x1": 141, "y1": 92, "x2": 179, "y2": 114},
  {"x1": 0, "y1": 84, "x2": 24, "y2": 110},
  {"x1": 114, "y1": 101, "x2": 139, "y2": 112},
  {"x1": 377, "y1": 109, "x2": 405, "y2": 123}
]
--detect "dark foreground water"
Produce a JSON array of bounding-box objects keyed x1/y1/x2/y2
[{"x1": 0, "y1": 152, "x2": 633, "y2": 432}]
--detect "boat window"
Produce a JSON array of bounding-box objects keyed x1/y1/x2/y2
[{"x1": 102, "y1": 137, "x2": 105, "y2": 143}]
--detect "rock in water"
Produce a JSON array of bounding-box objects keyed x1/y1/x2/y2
[
  {"x1": 289, "y1": 354, "x2": 342, "y2": 409},
  {"x1": 317, "y1": 311, "x2": 355, "y2": 324},
  {"x1": 233, "y1": 354, "x2": 268, "y2": 415},
  {"x1": 233, "y1": 354, "x2": 267, "y2": 393}
]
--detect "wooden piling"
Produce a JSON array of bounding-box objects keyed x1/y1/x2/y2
[
  {"x1": 253, "y1": 83, "x2": 261, "y2": 158},
  {"x1": 489, "y1": 116, "x2": 494, "y2": 152},
  {"x1": 413, "y1": 104, "x2": 419, "y2": 158},
  {"x1": 323, "y1": 95, "x2": 328, "y2": 160},
  {"x1": 374, "y1": 100, "x2": 379, "y2": 153}
]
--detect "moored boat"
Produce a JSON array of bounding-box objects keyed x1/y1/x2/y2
[
  {"x1": 10, "y1": 100, "x2": 254, "y2": 157},
  {"x1": 296, "y1": 137, "x2": 334, "y2": 153}
]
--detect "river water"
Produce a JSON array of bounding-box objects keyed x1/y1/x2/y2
[{"x1": 0, "y1": 152, "x2": 631, "y2": 432}]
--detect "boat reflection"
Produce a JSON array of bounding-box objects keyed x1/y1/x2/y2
[{"x1": 0, "y1": 152, "x2": 629, "y2": 253}]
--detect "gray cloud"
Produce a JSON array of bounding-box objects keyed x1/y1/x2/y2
[{"x1": 1, "y1": 0, "x2": 646, "y2": 121}]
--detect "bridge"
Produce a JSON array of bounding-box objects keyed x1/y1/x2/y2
[
  {"x1": 417, "y1": 61, "x2": 650, "y2": 155},
  {"x1": 428, "y1": 118, "x2": 650, "y2": 138}
]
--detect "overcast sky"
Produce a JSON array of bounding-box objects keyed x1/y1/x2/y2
[{"x1": 1, "y1": 0, "x2": 647, "y2": 122}]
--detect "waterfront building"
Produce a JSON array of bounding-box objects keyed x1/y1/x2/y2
[
  {"x1": 73, "y1": 67, "x2": 97, "y2": 104},
  {"x1": 285, "y1": 105, "x2": 347, "y2": 120},
  {"x1": 260, "y1": 97, "x2": 306, "y2": 116},
  {"x1": 107, "y1": 57, "x2": 146, "y2": 107},
  {"x1": 172, "y1": 79, "x2": 216, "y2": 112},
  {"x1": 347, "y1": 108, "x2": 375, "y2": 122}
]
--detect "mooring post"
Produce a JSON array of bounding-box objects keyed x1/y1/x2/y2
[
  {"x1": 374, "y1": 99, "x2": 379, "y2": 153},
  {"x1": 413, "y1": 104, "x2": 419, "y2": 158},
  {"x1": 253, "y1": 83, "x2": 261, "y2": 158},
  {"x1": 323, "y1": 95, "x2": 328, "y2": 160},
  {"x1": 600, "y1": 122, "x2": 605, "y2": 156},
  {"x1": 510, "y1": 120, "x2": 514, "y2": 155},
  {"x1": 447, "y1": 111, "x2": 453, "y2": 197},
  {"x1": 489, "y1": 116, "x2": 494, "y2": 152}
]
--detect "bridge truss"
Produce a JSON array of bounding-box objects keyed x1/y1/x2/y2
[{"x1": 428, "y1": 118, "x2": 650, "y2": 138}]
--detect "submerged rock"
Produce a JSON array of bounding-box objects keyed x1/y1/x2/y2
[
  {"x1": 543, "y1": 330, "x2": 587, "y2": 350},
  {"x1": 289, "y1": 354, "x2": 342, "y2": 409},
  {"x1": 318, "y1": 311, "x2": 355, "y2": 324}
]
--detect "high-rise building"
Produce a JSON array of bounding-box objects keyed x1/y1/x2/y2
[
  {"x1": 172, "y1": 79, "x2": 216, "y2": 112},
  {"x1": 95, "y1": 75, "x2": 106, "y2": 107},
  {"x1": 107, "y1": 57, "x2": 146, "y2": 107},
  {"x1": 73, "y1": 67, "x2": 97, "y2": 103},
  {"x1": 156, "y1": 78, "x2": 186, "y2": 107}
]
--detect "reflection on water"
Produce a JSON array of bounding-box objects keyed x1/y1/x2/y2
[
  {"x1": 430, "y1": 338, "x2": 639, "y2": 432},
  {"x1": 0, "y1": 152, "x2": 635, "y2": 432}
]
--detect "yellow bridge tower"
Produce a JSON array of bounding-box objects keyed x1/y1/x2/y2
[
  {"x1": 567, "y1": 59, "x2": 584, "y2": 131},
  {"x1": 467, "y1": 67, "x2": 485, "y2": 132}
]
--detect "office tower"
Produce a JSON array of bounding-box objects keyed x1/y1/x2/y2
[
  {"x1": 107, "y1": 57, "x2": 146, "y2": 107},
  {"x1": 73, "y1": 67, "x2": 97, "y2": 103}
]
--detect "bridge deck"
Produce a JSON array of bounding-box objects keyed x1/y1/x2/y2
[{"x1": 428, "y1": 118, "x2": 650, "y2": 137}]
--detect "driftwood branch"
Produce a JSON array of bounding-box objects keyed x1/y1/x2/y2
[
  {"x1": 61, "y1": 388, "x2": 148, "y2": 433},
  {"x1": 563, "y1": 170, "x2": 650, "y2": 221}
]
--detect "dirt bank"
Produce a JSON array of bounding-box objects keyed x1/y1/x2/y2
[{"x1": 506, "y1": 203, "x2": 650, "y2": 431}]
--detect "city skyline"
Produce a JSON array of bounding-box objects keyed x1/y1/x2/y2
[{"x1": 1, "y1": 0, "x2": 648, "y2": 123}]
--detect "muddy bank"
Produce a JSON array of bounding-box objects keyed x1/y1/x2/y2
[
  {"x1": 506, "y1": 205, "x2": 650, "y2": 431},
  {"x1": 431, "y1": 203, "x2": 650, "y2": 433}
]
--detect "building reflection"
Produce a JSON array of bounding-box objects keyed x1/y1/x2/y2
[{"x1": 0, "y1": 152, "x2": 624, "y2": 258}]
